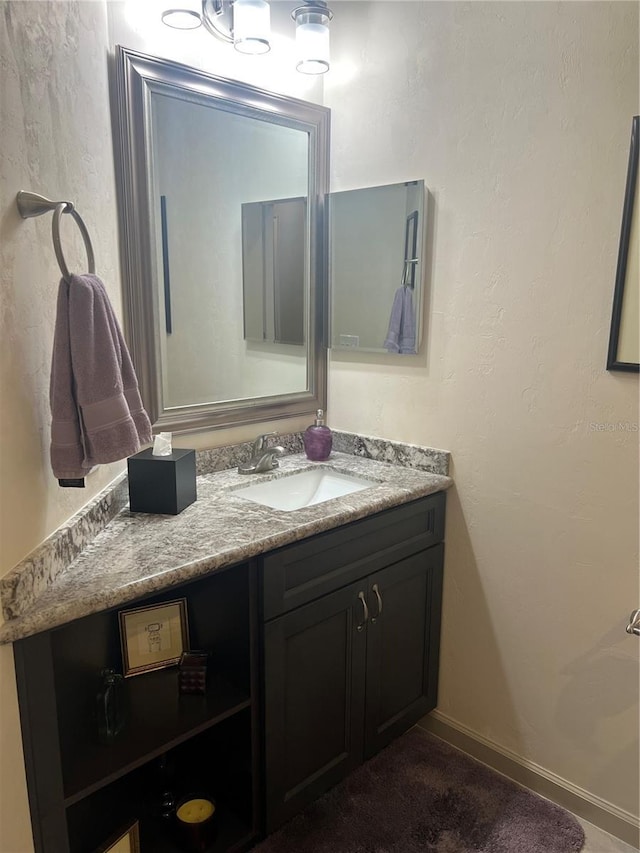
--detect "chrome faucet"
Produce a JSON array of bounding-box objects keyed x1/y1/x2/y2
[{"x1": 238, "y1": 432, "x2": 285, "y2": 474}]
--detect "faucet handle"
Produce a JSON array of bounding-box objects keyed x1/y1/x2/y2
[
  {"x1": 253, "y1": 431, "x2": 278, "y2": 454},
  {"x1": 262, "y1": 445, "x2": 285, "y2": 472}
]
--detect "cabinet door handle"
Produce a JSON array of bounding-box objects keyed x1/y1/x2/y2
[
  {"x1": 356, "y1": 590, "x2": 369, "y2": 631},
  {"x1": 371, "y1": 583, "x2": 383, "y2": 623}
]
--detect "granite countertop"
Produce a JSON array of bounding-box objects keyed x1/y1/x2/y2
[{"x1": 0, "y1": 448, "x2": 451, "y2": 644}]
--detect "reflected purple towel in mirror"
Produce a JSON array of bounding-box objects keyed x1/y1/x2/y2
[{"x1": 384, "y1": 286, "x2": 416, "y2": 354}]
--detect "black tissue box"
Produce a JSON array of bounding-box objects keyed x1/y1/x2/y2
[{"x1": 127, "y1": 448, "x2": 196, "y2": 515}]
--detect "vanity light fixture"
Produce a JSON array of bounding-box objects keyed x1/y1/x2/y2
[
  {"x1": 161, "y1": 0, "x2": 334, "y2": 72},
  {"x1": 162, "y1": 0, "x2": 271, "y2": 54},
  {"x1": 292, "y1": 1, "x2": 333, "y2": 74}
]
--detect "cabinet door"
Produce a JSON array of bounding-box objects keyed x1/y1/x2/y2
[
  {"x1": 263, "y1": 581, "x2": 367, "y2": 832},
  {"x1": 364, "y1": 543, "x2": 444, "y2": 759}
]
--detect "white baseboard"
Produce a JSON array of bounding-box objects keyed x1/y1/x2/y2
[{"x1": 418, "y1": 710, "x2": 640, "y2": 850}]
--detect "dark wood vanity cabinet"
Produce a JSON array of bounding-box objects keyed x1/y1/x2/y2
[
  {"x1": 261, "y1": 492, "x2": 445, "y2": 832},
  {"x1": 13, "y1": 491, "x2": 445, "y2": 852}
]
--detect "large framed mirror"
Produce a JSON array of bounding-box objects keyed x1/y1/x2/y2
[{"x1": 113, "y1": 46, "x2": 329, "y2": 433}]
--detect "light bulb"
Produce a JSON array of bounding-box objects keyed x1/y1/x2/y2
[
  {"x1": 161, "y1": 0, "x2": 203, "y2": 29},
  {"x1": 292, "y1": 3, "x2": 332, "y2": 74},
  {"x1": 233, "y1": 0, "x2": 271, "y2": 55}
]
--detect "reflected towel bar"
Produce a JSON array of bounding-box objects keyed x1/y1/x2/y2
[
  {"x1": 16, "y1": 190, "x2": 96, "y2": 283},
  {"x1": 401, "y1": 258, "x2": 419, "y2": 289}
]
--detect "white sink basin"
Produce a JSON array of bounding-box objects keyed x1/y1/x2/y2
[{"x1": 234, "y1": 468, "x2": 376, "y2": 512}]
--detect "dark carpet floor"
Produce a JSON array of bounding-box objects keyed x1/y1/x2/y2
[{"x1": 254, "y1": 727, "x2": 585, "y2": 853}]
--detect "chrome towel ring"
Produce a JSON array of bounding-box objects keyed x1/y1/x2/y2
[{"x1": 16, "y1": 190, "x2": 96, "y2": 283}]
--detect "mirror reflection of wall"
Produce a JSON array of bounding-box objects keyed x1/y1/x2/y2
[
  {"x1": 329, "y1": 180, "x2": 425, "y2": 354},
  {"x1": 242, "y1": 196, "x2": 306, "y2": 347},
  {"x1": 151, "y1": 92, "x2": 309, "y2": 408}
]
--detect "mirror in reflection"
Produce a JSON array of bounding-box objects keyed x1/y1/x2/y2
[
  {"x1": 329, "y1": 181, "x2": 425, "y2": 354},
  {"x1": 242, "y1": 196, "x2": 306, "y2": 348}
]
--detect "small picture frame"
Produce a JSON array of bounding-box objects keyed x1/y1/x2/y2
[
  {"x1": 119, "y1": 598, "x2": 189, "y2": 677},
  {"x1": 95, "y1": 820, "x2": 141, "y2": 853}
]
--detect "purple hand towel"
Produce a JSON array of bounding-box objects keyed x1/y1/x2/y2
[
  {"x1": 384, "y1": 287, "x2": 405, "y2": 352},
  {"x1": 399, "y1": 286, "x2": 416, "y2": 354},
  {"x1": 384, "y1": 286, "x2": 417, "y2": 354},
  {"x1": 50, "y1": 274, "x2": 152, "y2": 480}
]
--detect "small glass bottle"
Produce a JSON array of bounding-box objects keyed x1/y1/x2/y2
[{"x1": 303, "y1": 409, "x2": 333, "y2": 461}]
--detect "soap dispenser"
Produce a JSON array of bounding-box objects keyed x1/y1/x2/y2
[{"x1": 303, "y1": 409, "x2": 333, "y2": 462}]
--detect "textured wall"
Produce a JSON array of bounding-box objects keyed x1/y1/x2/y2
[
  {"x1": 1, "y1": 1, "x2": 126, "y2": 592},
  {"x1": 1, "y1": 3, "x2": 125, "y2": 849},
  {"x1": 326, "y1": 0, "x2": 639, "y2": 823}
]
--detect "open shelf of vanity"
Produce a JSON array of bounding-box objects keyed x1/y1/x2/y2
[{"x1": 14, "y1": 563, "x2": 260, "y2": 853}]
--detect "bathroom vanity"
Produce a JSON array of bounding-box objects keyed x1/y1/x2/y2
[{"x1": 1, "y1": 439, "x2": 451, "y2": 853}]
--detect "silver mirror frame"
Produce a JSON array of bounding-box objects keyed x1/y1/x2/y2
[{"x1": 113, "y1": 46, "x2": 329, "y2": 433}]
